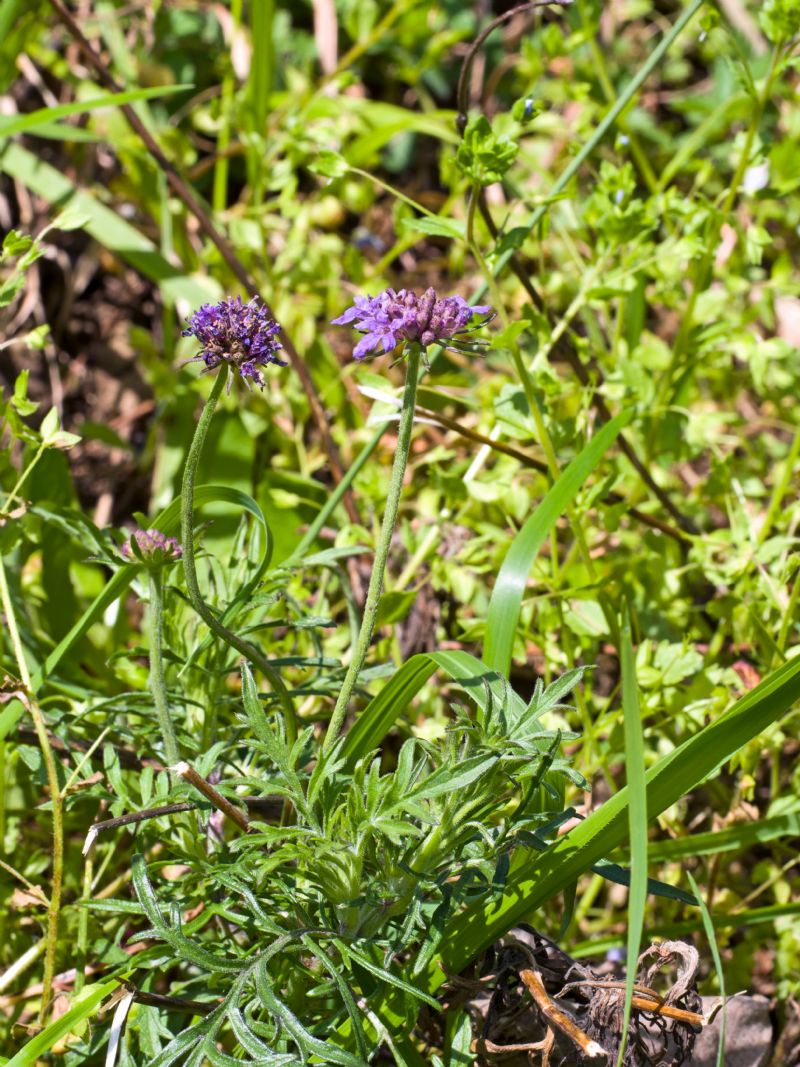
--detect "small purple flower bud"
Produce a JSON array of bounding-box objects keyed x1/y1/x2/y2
[
  {"x1": 415, "y1": 287, "x2": 436, "y2": 335},
  {"x1": 332, "y1": 287, "x2": 493, "y2": 361},
  {"x1": 122, "y1": 528, "x2": 182, "y2": 566},
  {"x1": 182, "y1": 296, "x2": 286, "y2": 390}
]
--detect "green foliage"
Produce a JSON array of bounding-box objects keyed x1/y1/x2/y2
[
  {"x1": 759, "y1": 0, "x2": 800, "y2": 44},
  {"x1": 455, "y1": 115, "x2": 518, "y2": 187},
  {"x1": 2, "y1": 0, "x2": 800, "y2": 1062},
  {"x1": 121, "y1": 664, "x2": 582, "y2": 1063}
]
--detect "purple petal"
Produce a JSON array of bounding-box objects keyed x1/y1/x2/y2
[
  {"x1": 353, "y1": 334, "x2": 379, "y2": 359},
  {"x1": 331, "y1": 306, "x2": 361, "y2": 325}
]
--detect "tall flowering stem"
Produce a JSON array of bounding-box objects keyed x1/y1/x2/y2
[
  {"x1": 0, "y1": 556, "x2": 62, "y2": 1023},
  {"x1": 180, "y1": 365, "x2": 298, "y2": 745},
  {"x1": 324, "y1": 343, "x2": 422, "y2": 751},
  {"x1": 123, "y1": 528, "x2": 183, "y2": 765},
  {"x1": 147, "y1": 570, "x2": 180, "y2": 766}
]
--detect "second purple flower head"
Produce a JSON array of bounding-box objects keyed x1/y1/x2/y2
[
  {"x1": 332, "y1": 287, "x2": 492, "y2": 361},
  {"x1": 182, "y1": 296, "x2": 286, "y2": 390}
]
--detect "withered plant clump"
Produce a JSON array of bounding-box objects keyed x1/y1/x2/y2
[{"x1": 450, "y1": 927, "x2": 705, "y2": 1066}]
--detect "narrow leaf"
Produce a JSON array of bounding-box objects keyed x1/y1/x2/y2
[
  {"x1": 616, "y1": 606, "x2": 648, "y2": 1067},
  {"x1": 483, "y1": 410, "x2": 633, "y2": 677}
]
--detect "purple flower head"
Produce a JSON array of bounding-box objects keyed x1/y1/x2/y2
[
  {"x1": 122, "y1": 528, "x2": 182, "y2": 566},
  {"x1": 182, "y1": 296, "x2": 286, "y2": 390},
  {"x1": 332, "y1": 287, "x2": 493, "y2": 361}
]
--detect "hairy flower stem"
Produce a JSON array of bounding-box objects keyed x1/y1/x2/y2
[
  {"x1": 180, "y1": 366, "x2": 298, "y2": 746},
  {"x1": 0, "y1": 556, "x2": 62, "y2": 1023},
  {"x1": 324, "y1": 344, "x2": 422, "y2": 752},
  {"x1": 147, "y1": 571, "x2": 180, "y2": 766}
]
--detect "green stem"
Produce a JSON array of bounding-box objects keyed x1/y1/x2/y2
[
  {"x1": 180, "y1": 366, "x2": 298, "y2": 745},
  {"x1": 148, "y1": 571, "x2": 180, "y2": 766},
  {"x1": 74, "y1": 850, "x2": 92, "y2": 995},
  {"x1": 759, "y1": 423, "x2": 800, "y2": 547},
  {"x1": 1, "y1": 441, "x2": 46, "y2": 516},
  {"x1": 324, "y1": 344, "x2": 422, "y2": 751},
  {"x1": 0, "y1": 555, "x2": 62, "y2": 1023},
  {"x1": 777, "y1": 560, "x2": 800, "y2": 658}
]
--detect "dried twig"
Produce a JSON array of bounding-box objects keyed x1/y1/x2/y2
[
  {"x1": 120, "y1": 980, "x2": 219, "y2": 1016},
  {"x1": 82, "y1": 803, "x2": 194, "y2": 855},
  {"x1": 173, "y1": 761, "x2": 251, "y2": 833},
  {"x1": 520, "y1": 967, "x2": 608, "y2": 1061}
]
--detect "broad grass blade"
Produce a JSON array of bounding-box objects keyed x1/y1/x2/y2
[
  {"x1": 483, "y1": 409, "x2": 633, "y2": 677},
  {"x1": 428, "y1": 649, "x2": 800, "y2": 987},
  {"x1": 6, "y1": 980, "x2": 118, "y2": 1067},
  {"x1": 341, "y1": 649, "x2": 524, "y2": 769}
]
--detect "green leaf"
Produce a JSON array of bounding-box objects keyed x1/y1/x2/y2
[
  {"x1": 0, "y1": 84, "x2": 192, "y2": 138},
  {"x1": 336, "y1": 942, "x2": 439, "y2": 1010},
  {"x1": 2, "y1": 230, "x2": 32, "y2": 256},
  {"x1": 759, "y1": 0, "x2": 800, "y2": 43},
  {"x1": 132, "y1": 855, "x2": 241, "y2": 973},
  {"x1": 38, "y1": 405, "x2": 60, "y2": 441},
  {"x1": 455, "y1": 115, "x2": 518, "y2": 186},
  {"x1": 374, "y1": 589, "x2": 418, "y2": 627},
  {"x1": 5, "y1": 980, "x2": 118, "y2": 1066},
  {"x1": 341, "y1": 650, "x2": 526, "y2": 769},
  {"x1": 615, "y1": 607, "x2": 649, "y2": 1067},
  {"x1": 401, "y1": 216, "x2": 466, "y2": 241},
  {"x1": 11, "y1": 370, "x2": 37, "y2": 415},
  {"x1": 254, "y1": 959, "x2": 368, "y2": 1066},
  {"x1": 407, "y1": 754, "x2": 498, "y2": 802},
  {"x1": 310, "y1": 150, "x2": 350, "y2": 178},
  {"x1": 483, "y1": 409, "x2": 633, "y2": 677}
]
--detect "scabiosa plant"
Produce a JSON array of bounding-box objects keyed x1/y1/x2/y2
[
  {"x1": 182, "y1": 295, "x2": 286, "y2": 391},
  {"x1": 333, "y1": 285, "x2": 492, "y2": 363},
  {"x1": 121, "y1": 527, "x2": 182, "y2": 565},
  {"x1": 180, "y1": 298, "x2": 298, "y2": 745},
  {"x1": 326, "y1": 289, "x2": 492, "y2": 750}
]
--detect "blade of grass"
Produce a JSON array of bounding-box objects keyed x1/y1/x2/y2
[
  {"x1": 570, "y1": 901, "x2": 800, "y2": 957},
  {"x1": 615, "y1": 605, "x2": 649, "y2": 1067},
  {"x1": 0, "y1": 143, "x2": 221, "y2": 307},
  {"x1": 6, "y1": 979, "x2": 118, "y2": 1067},
  {"x1": 686, "y1": 870, "x2": 726, "y2": 1067},
  {"x1": 483, "y1": 409, "x2": 633, "y2": 677},
  {"x1": 616, "y1": 809, "x2": 800, "y2": 863},
  {"x1": 0, "y1": 84, "x2": 191, "y2": 139}
]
